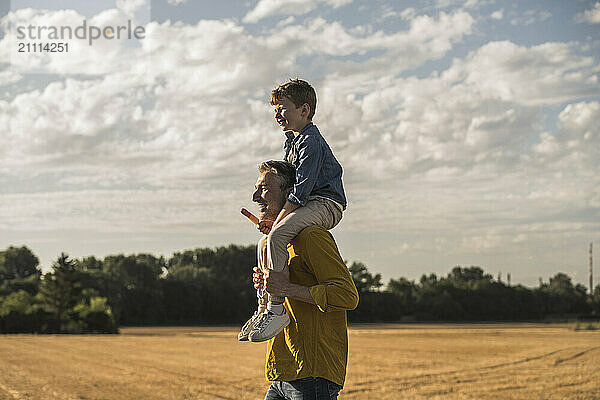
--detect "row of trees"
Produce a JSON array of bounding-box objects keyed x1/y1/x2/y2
[
  {"x1": 348, "y1": 262, "x2": 600, "y2": 322},
  {"x1": 1, "y1": 245, "x2": 599, "y2": 333},
  {"x1": 0, "y1": 247, "x2": 117, "y2": 333}
]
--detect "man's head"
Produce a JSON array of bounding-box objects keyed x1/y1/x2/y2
[
  {"x1": 270, "y1": 79, "x2": 317, "y2": 133},
  {"x1": 253, "y1": 160, "x2": 296, "y2": 220}
]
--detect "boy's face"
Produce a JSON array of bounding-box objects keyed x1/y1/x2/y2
[{"x1": 273, "y1": 96, "x2": 310, "y2": 133}]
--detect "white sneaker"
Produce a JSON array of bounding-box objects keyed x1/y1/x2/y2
[
  {"x1": 238, "y1": 311, "x2": 263, "y2": 341},
  {"x1": 248, "y1": 309, "x2": 290, "y2": 342}
]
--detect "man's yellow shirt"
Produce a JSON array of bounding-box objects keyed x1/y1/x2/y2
[{"x1": 265, "y1": 226, "x2": 359, "y2": 387}]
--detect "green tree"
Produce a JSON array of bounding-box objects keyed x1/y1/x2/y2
[
  {"x1": 539, "y1": 273, "x2": 588, "y2": 315},
  {"x1": 102, "y1": 254, "x2": 166, "y2": 325},
  {"x1": 387, "y1": 277, "x2": 417, "y2": 315},
  {"x1": 1, "y1": 290, "x2": 31, "y2": 316},
  {"x1": 79, "y1": 256, "x2": 103, "y2": 271},
  {"x1": 348, "y1": 261, "x2": 382, "y2": 293},
  {"x1": 0, "y1": 246, "x2": 40, "y2": 281},
  {"x1": 0, "y1": 246, "x2": 41, "y2": 296},
  {"x1": 0, "y1": 290, "x2": 48, "y2": 333},
  {"x1": 592, "y1": 284, "x2": 600, "y2": 315},
  {"x1": 163, "y1": 245, "x2": 257, "y2": 324},
  {"x1": 39, "y1": 253, "x2": 82, "y2": 332},
  {"x1": 162, "y1": 265, "x2": 216, "y2": 323},
  {"x1": 448, "y1": 266, "x2": 493, "y2": 287},
  {"x1": 419, "y1": 273, "x2": 438, "y2": 286},
  {"x1": 72, "y1": 288, "x2": 118, "y2": 333}
]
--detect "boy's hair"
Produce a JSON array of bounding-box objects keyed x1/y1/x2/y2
[
  {"x1": 258, "y1": 160, "x2": 296, "y2": 191},
  {"x1": 270, "y1": 79, "x2": 317, "y2": 120}
]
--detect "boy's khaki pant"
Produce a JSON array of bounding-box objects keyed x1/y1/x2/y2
[{"x1": 258, "y1": 197, "x2": 343, "y2": 304}]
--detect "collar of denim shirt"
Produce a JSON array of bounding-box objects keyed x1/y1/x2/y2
[
  {"x1": 284, "y1": 122, "x2": 315, "y2": 157},
  {"x1": 287, "y1": 122, "x2": 314, "y2": 141}
]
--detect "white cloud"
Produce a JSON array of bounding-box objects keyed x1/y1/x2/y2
[
  {"x1": 315, "y1": 39, "x2": 598, "y2": 185},
  {"x1": 576, "y1": 2, "x2": 600, "y2": 24},
  {"x1": 115, "y1": 0, "x2": 148, "y2": 15},
  {"x1": 0, "y1": 70, "x2": 22, "y2": 87},
  {"x1": 446, "y1": 41, "x2": 598, "y2": 106},
  {"x1": 400, "y1": 7, "x2": 416, "y2": 20},
  {"x1": 378, "y1": 5, "x2": 399, "y2": 21},
  {"x1": 549, "y1": 101, "x2": 600, "y2": 164},
  {"x1": 432, "y1": 0, "x2": 492, "y2": 10},
  {"x1": 558, "y1": 101, "x2": 600, "y2": 132},
  {"x1": 243, "y1": 0, "x2": 352, "y2": 23},
  {"x1": 276, "y1": 16, "x2": 296, "y2": 27},
  {"x1": 532, "y1": 132, "x2": 559, "y2": 156},
  {"x1": 279, "y1": 11, "x2": 474, "y2": 76},
  {"x1": 490, "y1": 9, "x2": 503, "y2": 20},
  {"x1": 0, "y1": 188, "x2": 247, "y2": 233},
  {"x1": 166, "y1": 0, "x2": 188, "y2": 5},
  {"x1": 510, "y1": 9, "x2": 551, "y2": 26}
]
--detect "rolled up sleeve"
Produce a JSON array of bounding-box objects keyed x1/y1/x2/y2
[
  {"x1": 288, "y1": 136, "x2": 323, "y2": 206},
  {"x1": 302, "y1": 229, "x2": 359, "y2": 313}
]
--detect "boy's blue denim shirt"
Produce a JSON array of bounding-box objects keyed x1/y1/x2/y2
[{"x1": 283, "y1": 122, "x2": 347, "y2": 210}]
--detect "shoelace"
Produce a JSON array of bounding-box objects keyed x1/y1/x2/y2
[{"x1": 255, "y1": 311, "x2": 274, "y2": 330}]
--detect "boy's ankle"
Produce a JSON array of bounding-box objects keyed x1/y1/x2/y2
[{"x1": 267, "y1": 303, "x2": 285, "y2": 315}]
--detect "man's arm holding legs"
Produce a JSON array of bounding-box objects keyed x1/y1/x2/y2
[{"x1": 254, "y1": 267, "x2": 316, "y2": 305}]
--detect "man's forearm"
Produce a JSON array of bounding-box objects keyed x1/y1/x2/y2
[
  {"x1": 265, "y1": 269, "x2": 316, "y2": 305},
  {"x1": 283, "y1": 282, "x2": 316, "y2": 305}
]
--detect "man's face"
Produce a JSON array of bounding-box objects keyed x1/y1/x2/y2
[
  {"x1": 252, "y1": 171, "x2": 287, "y2": 220},
  {"x1": 273, "y1": 96, "x2": 309, "y2": 133}
]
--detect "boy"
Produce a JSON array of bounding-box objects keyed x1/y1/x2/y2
[{"x1": 239, "y1": 79, "x2": 347, "y2": 342}]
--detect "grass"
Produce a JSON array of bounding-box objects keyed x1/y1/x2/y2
[{"x1": 0, "y1": 323, "x2": 599, "y2": 399}]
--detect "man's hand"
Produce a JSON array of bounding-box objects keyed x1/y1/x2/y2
[
  {"x1": 265, "y1": 269, "x2": 291, "y2": 298},
  {"x1": 253, "y1": 266, "x2": 290, "y2": 296},
  {"x1": 253, "y1": 267, "x2": 264, "y2": 289},
  {"x1": 254, "y1": 266, "x2": 316, "y2": 305},
  {"x1": 257, "y1": 219, "x2": 274, "y2": 235}
]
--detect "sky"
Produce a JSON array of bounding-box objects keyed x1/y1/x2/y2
[{"x1": 0, "y1": 0, "x2": 599, "y2": 288}]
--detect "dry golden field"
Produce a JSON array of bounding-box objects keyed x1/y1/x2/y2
[{"x1": 0, "y1": 324, "x2": 598, "y2": 400}]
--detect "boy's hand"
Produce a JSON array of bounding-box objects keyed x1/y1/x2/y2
[
  {"x1": 257, "y1": 219, "x2": 274, "y2": 235},
  {"x1": 253, "y1": 267, "x2": 264, "y2": 289}
]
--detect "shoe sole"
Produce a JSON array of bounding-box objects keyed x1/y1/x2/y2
[{"x1": 238, "y1": 312, "x2": 263, "y2": 341}]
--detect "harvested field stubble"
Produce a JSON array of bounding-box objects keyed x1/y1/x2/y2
[{"x1": 0, "y1": 324, "x2": 598, "y2": 399}]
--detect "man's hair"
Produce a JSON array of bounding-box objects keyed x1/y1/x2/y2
[
  {"x1": 258, "y1": 160, "x2": 296, "y2": 191},
  {"x1": 270, "y1": 79, "x2": 317, "y2": 120}
]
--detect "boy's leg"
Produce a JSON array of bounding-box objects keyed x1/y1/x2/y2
[
  {"x1": 249, "y1": 199, "x2": 342, "y2": 342},
  {"x1": 267, "y1": 197, "x2": 342, "y2": 277},
  {"x1": 257, "y1": 234, "x2": 269, "y2": 310},
  {"x1": 237, "y1": 236, "x2": 269, "y2": 341}
]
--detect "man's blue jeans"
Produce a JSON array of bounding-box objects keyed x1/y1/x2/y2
[{"x1": 264, "y1": 377, "x2": 342, "y2": 400}]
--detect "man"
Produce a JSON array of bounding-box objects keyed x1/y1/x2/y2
[{"x1": 249, "y1": 160, "x2": 359, "y2": 400}]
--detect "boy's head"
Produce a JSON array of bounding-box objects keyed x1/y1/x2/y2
[{"x1": 270, "y1": 79, "x2": 317, "y2": 133}]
